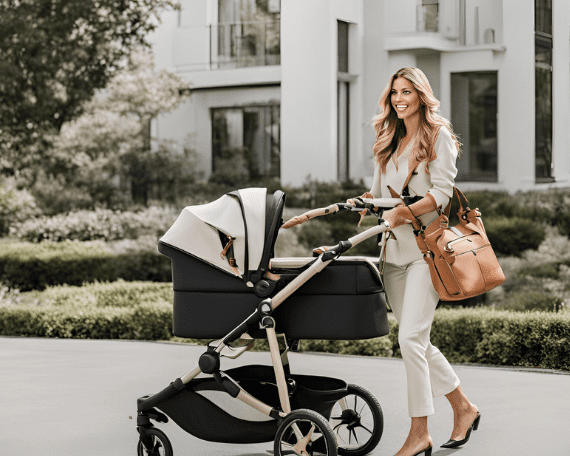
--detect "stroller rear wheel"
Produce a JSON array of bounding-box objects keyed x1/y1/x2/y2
[
  {"x1": 274, "y1": 409, "x2": 338, "y2": 456},
  {"x1": 137, "y1": 427, "x2": 173, "y2": 456},
  {"x1": 330, "y1": 384, "x2": 383, "y2": 456}
]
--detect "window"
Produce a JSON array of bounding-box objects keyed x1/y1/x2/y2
[
  {"x1": 212, "y1": 105, "x2": 280, "y2": 180},
  {"x1": 337, "y1": 21, "x2": 350, "y2": 182},
  {"x1": 418, "y1": 0, "x2": 439, "y2": 32},
  {"x1": 451, "y1": 72, "x2": 498, "y2": 182},
  {"x1": 213, "y1": 0, "x2": 280, "y2": 69},
  {"x1": 535, "y1": 0, "x2": 553, "y2": 181}
]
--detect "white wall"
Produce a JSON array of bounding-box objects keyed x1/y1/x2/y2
[
  {"x1": 552, "y1": 0, "x2": 570, "y2": 185},
  {"x1": 280, "y1": 0, "x2": 363, "y2": 186},
  {"x1": 498, "y1": 0, "x2": 536, "y2": 190},
  {"x1": 383, "y1": 0, "x2": 417, "y2": 35},
  {"x1": 465, "y1": 0, "x2": 503, "y2": 45}
]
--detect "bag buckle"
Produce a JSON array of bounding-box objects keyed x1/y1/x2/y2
[{"x1": 413, "y1": 225, "x2": 426, "y2": 236}]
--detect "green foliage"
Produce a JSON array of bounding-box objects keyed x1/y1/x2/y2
[
  {"x1": 463, "y1": 188, "x2": 570, "y2": 236},
  {"x1": 484, "y1": 217, "x2": 546, "y2": 257},
  {"x1": 0, "y1": 281, "x2": 173, "y2": 340},
  {"x1": 208, "y1": 147, "x2": 252, "y2": 188},
  {"x1": 2, "y1": 280, "x2": 569, "y2": 371},
  {"x1": 0, "y1": 178, "x2": 39, "y2": 236},
  {"x1": 299, "y1": 337, "x2": 393, "y2": 357},
  {"x1": 494, "y1": 290, "x2": 564, "y2": 312},
  {"x1": 11, "y1": 206, "x2": 177, "y2": 242},
  {"x1": 282, "y1": 178, "x2": 368, "y2": 209},
  {"x1": 0, "y1": 0, "x2": 179, "y2": 161},
  {"x1": 518, "y1": 262, "x2": 561, "y2": 279},
  {"x1": 28, "y1": 281, "x2": 172, "y2": 308},
  {"x1": 0, "y1": 303, "x2": 172, "y2": 340},
  {"x1": 0, "y1": 241, "x2": 170, "y2": 291},
  {"x1": 423, "y1": 308, "x2": 569, "y2": 371}
]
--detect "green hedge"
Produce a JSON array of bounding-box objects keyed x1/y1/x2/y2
[
  {"x1": 10, "y1": 206, "x2": 177, "y2": 242},
  {"x1": 429, "y1": 308, "x2": 569, "y2": 371},
  {"x1": 0, "y1": 281, "x2": 173, "y2": 340},
  {"x1": 2, "y1": 280, "x2": 569, "y2": 371},
  {"x1": 483, "y1": 217, "x2": 546, "y2": 257},
  {"x1": 0, "y1": 303, "x2": 172, "y2": 340},
  {"x1": 0, "y1": 241, "x2": 171, "y2": 291},
  {"x1": 302, "y1": 309, "x2": 570, "y2": 371}
]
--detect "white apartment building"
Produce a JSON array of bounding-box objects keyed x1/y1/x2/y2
[{"x1": 150, "y1": 0, "x2": 570, "y2": 192}]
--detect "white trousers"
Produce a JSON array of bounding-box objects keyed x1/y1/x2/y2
[{"x1": 383, "y1": 259, "x2": 460, "y2": 417}]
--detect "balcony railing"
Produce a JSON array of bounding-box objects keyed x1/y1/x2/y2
[{"x1": 210, "y1": 20, "x2": 280, "y2": 69}]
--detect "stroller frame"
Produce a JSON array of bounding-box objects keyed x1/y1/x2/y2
[{"x1": 136, "y1": 193, "x2": 398, "y2": 456}]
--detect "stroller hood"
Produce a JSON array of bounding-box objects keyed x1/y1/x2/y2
[{"x1": 160, "y1": 188, "x2": 285, "y2": 285}]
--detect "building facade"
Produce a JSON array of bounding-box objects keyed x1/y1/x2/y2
[{"x1": 149, "y1": 0, "x2": 570, "y2": 192}]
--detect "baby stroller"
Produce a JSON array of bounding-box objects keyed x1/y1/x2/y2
[{"x1": 136, "y1": 188, "x2": 401, "y2": 456}]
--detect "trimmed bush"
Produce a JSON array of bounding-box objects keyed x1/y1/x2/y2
[
  {"x1": 0, "y1": 281, "x2": 174, "y2": 340},
  {"x1": 0, "y1": 241, "x2": 171, "y2": 291},
  {"x1": 431, "y1": 308, "x2": 570, "y2": 371},
  {"x1": 494, "y1": 290, "x2": 564, "y2": 312},
  {"x1": 299, "y1": 337, "x2": 393, "y2": 358},
  {"x1": 31, "y1": 281, "x2": 173, "y2": 308},
  {"x1": 176, "y1": 309, "x2": 570, "y2": 372},
  {"x1": 484, "y1": 217, "x2": 546, "y2": 257},
  {"x1": 10, "y1": 206, "x2": 177, "y2": 243},
  {"x1": 0, "y1": 303, "x2": 172, "y2": 340},
  {"x1": 3, "y1": 282, "x2": 569, "y2": 372}
]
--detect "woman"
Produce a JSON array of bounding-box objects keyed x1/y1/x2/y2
[{"x1": 356, "y1": 68, "x2": 480, "y2": 456}]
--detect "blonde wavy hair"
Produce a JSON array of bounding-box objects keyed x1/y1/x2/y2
[{"x1": 372, "y1": 67, "x2": 460, "y2": 173}]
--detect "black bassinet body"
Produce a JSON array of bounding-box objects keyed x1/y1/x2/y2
[{"x1": 159, "y1": 188, "x2": 389, "y2": 340}]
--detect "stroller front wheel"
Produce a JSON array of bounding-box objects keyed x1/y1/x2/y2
[
  {"x1": 274, "y1": 408, "x2": 338, "y2": 456},
  {"x1": 330, "y1": 384, "x2": 383, "y2": 456},
  {"x1": 137, "y1": 427, "x2": 173, "y2": 456}
]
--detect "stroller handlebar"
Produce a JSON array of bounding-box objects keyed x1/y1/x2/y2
[{"x1": 281, "y1": 198, "x2": 402, "y2": 229}]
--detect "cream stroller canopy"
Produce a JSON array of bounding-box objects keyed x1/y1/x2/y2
[{"x1": 160, "y1": 188, "x2": 286, "y2": 285}]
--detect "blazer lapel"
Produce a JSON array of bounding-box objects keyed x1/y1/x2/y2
[{"x1": 401, "y1": 154, "x2": 422, "y2": 193}]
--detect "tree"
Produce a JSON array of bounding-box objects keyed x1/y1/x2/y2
[
  {"x1": 0, "y1": 0, "x2": 179, "y2": 171},
  {"x1": 38, "y1": 49, "x2": 193, "y2": 209}
]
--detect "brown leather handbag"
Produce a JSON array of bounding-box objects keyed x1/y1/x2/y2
[{"x1": 408, "y1": 187, "x2": 505, "y2": 301}]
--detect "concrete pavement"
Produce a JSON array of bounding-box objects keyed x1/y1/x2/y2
[{"x1": 1, "y1": 337, "x2": 569, "y2": 456}]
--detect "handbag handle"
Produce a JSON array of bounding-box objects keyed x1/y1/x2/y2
[{"x1": 441, "y1": 186, "x2": 470, "y2": 219}]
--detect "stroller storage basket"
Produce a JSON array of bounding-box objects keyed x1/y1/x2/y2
[
  {"x1": 159, "y1": 242, "x2": 389, "y2": 340},
  {"x1": 153, "y1": 365, "x2": 347, "y2": 444}
]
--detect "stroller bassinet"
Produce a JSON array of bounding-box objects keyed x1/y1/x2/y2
[{"x1": 159, "y1": 188, "x2": 389, "y2": 340}]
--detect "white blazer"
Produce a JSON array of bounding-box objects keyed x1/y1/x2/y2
[{"x1": 369, "y1": 126, "x2": 459, "y2": 266}]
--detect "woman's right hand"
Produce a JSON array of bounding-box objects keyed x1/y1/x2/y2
[
  {"x1": 346, "y1": 191, "x2": 373, "y2": 207},
  {"x1": 347, "y1": 192, "x2": 374, "y2": 227}
]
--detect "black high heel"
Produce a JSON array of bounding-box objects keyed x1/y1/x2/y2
[
  {"x1": 441, "y1": 412, "x2": 481, "y2": 448},
  {"x1": 412, "y1": 446, "x2": 432, "y2": 456}
]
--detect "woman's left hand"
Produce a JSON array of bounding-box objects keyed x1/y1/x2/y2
[{"x1": 382, "y1": 204, "x2": 413, "y2": 230}]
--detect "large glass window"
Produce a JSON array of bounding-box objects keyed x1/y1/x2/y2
[
  {"x1": 535, "y1": 0, "x2": 553, "y2": 181},
  {"x1": 212, "y1": 105, "x2": 280, "y2": 180},
  {"x1": 213, "y1": 0, "x2": 280, "y2": 69},
  {"x1": 451, "y1": 72, "x2": 498, "y2": 182}
]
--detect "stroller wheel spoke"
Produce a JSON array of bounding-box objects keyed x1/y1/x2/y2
[
  {"x1": 351, "y1": 428, "x2": 359, "y2": 444},
  {"x1": 275, "y1": 410, "x2": 337, "y2": 456},
  {"x1": 358, "y1": 424, "x2": 374, "y2": 435},
  {"x1": 329, "y1": 384, "x2": 384, "y2": 455}
]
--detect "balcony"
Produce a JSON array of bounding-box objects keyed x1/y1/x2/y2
[
  {"x1": 384, "y1": 0, "x2": 504, "y2": 53},
  {"x1": 210, "y1": 20, "x2": 280, "y2": 70}
]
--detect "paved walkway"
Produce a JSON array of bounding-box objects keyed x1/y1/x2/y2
[{"x1": 1, "y1": 337, "x2": 569, "y2": 456}]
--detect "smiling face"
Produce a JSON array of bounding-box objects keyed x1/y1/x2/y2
[{"x1": 390, "y1": 76, "x2": 421, "y2": 121}]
